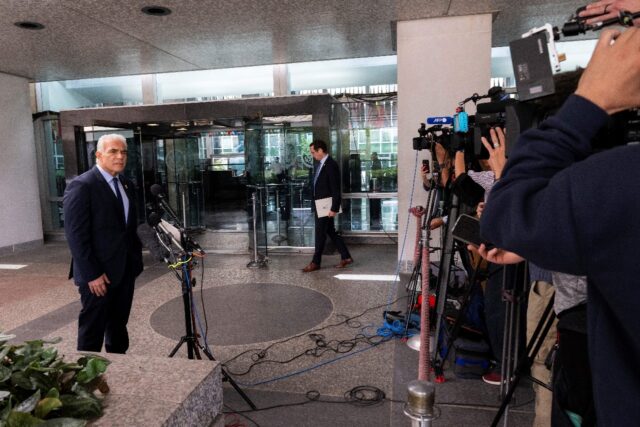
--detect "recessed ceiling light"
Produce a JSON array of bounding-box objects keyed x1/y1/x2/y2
[
  {"x1": 176, "y1": 127, "x2": 188, "y2": 131},
  {"x1": 14, "y1": 21, "x2": 45, "y2": 30},
  {"x1": 147, "y1": 123, "x2": 160, "y2": 126},
  {"x1": 170, "y1": 121, "x2": 189, "y2": 127},
  {"x1": 141, "y1": 6, "x2": 172, "y2": 16}
]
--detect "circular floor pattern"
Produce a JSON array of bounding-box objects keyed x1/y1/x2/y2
[{"x1": 150, "y1": 283, "x2": 333, "y2": 346}]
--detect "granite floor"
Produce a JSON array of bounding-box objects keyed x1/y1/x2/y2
[{"x1": 0, "y1": 237, "x2": 535, "y2": 427}]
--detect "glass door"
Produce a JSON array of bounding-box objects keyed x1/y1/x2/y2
[
  {"x1": 38, "y1": 115, "x2": 66, "y2": 232},
  {"x1": 156, "y1": 137, "x2": 203, "y2": 230},
  {"x1": 261, "y1": 120, "x2": 314, "y2": 249},
  {"x1": 332, "y1": 100, "x2": 399, "y2": 233},
  {"x1": 244, "y1": 119, "x2": 268, "y2": 255}
]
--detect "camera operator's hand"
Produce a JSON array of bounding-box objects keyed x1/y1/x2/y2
[
  {"x1": 467, "y1": 244, "x2": 525, "y2": 265},
  {"x1": 429, "y1": 217, "x2": 445, "y2": 230},
  {"x1": 576, "y1": 28, "x2": 640, "y2": 114},
  {"x1": 579, "y1": 0, "x2": 640, "y2": 25},
  {"x1": 480, "y1": 127, "x2": 507, "y2": 179}
]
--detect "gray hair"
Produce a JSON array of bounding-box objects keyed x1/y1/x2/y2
[{"x1": 96, "y1": 134, "x2": 127, "y2": 152}]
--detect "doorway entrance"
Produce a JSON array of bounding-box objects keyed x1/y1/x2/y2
[{"x1": 78, "y1": 115, "x2": 316, "y2": 252}]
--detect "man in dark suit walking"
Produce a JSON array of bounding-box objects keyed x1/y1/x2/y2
[
  {"x1": 303, "y1": 140, "x2": 353, "y2": 272},
  {"x1": 64, "y1": 134, "x2": 143, "y2": 353}
]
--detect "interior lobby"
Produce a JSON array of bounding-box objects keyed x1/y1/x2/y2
[{"x1": 0, "y1": 1, "x2": 600, "y2": 425}]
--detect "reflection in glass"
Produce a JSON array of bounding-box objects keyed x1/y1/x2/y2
[
  {"x1": 332, "y1": 98, "x2": 398, "y2": 232},
  {"x1": 340, "y1": 198, "x2": 398, "y2": 232}
]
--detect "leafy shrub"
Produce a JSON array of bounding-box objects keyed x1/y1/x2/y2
[{"x1": 0, "y1": 333, "x2": 109, "y2": 427}]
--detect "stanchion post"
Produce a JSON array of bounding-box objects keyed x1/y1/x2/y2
[{"x1": 247, "y1": 190, "x2": 267, "y2": 269}]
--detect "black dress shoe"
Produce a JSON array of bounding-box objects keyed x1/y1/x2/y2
[
  {"x1": 335, "y1": 258, "x2": 353, "y2": 268},
  {"x1": 302, "y1": 262, "x2": 321, "y2": 273}
]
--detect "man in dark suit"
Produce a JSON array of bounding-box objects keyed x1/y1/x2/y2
[
  {"x1": 303, "y1": 140, "x2": 353, "y2": 272},
  {"x1": 63, "y1": 134, "x2": 143, "y2": 353}
]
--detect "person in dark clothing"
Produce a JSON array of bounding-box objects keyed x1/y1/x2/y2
[
  {"x1": 480, "y1": 28, "x2": 640, "y2": 426},
  {"x1": 302, "y1": 140, "x2": 353, "y2": 272},
  {"x1": 64, "y1": 134, "x2": 144, "y2": 353}
]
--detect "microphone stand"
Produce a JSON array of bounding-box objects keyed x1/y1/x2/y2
[{"x1": 151, "y1": 188, "x2": 256, "y2": 409}]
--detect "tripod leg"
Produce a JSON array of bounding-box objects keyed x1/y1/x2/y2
[
  {"x1": 169, "y1": 336, "x2": 189, "y2": 358},
  {"x1": 403, "y1": 261, "x2": 422, "y2": 337},
  {"x1": 194, "y1": 340, "x2": 257, "y2": 410},
  {"x1": 491, "y1": 293, "x2": 556, "y2": 427},
  {"x1": 221, "y1": 368, "x2": 257, "y2": 410},
  {"x1": 432, "y1": 195, "x2": 461, "y2": 381},
  {"x1": 436, "y1": 255, "x2": 484, "y2": 376}
]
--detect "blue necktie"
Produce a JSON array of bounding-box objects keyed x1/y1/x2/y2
[
  {"x1": 313, "y1": 163, "x2": 322, "y2": 188},
  {"x1": 112, "y1": 177, "x2": 126, "y2": 222}
]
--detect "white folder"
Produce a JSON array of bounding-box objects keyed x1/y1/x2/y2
[{"x1": 314, "y1": 197, "x2": 342, "y2": 218}]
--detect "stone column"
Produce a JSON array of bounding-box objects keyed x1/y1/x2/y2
[{"x1": 396, "y1": 14, "x2": 492, "y2": 270}]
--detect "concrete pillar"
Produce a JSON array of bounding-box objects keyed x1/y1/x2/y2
[
  {"x1": 273, "y1": 64, "x2": 290, "y2": 97},
  {"x1": 397, "y1": 14, "x2": 492, "y2": 270},
  {"x1": 141, "y1": 74, "x2": 158, "y2": 105},
  {"x1": 0, "y1": 73, "x2": 44, "y2": 253}
]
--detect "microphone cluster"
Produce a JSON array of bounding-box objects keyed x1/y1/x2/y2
[{"x1": 137, "y1": 184, "x2": 205, "y2": 263}]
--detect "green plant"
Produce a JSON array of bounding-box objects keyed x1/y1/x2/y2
[{"x1": 0, "y1": 333, "x2": 110, "y2": 427}]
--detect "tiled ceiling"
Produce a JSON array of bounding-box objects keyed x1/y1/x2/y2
[{"x1": 0, "y1": 0, "x2": 591, "y2": 82}]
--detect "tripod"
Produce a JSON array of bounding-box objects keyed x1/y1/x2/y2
[
  {"x1": 149, "y1": 185, "x2": 256, "y2": 409},
  {"x1": 168, "y1": 253, "x2": 257, "y2": 410},
  {"x1": 430, "y1": 192, "x2": 464, "y2": 381},
  {"x1": 491, "y1": 285, "x2": 556, "y2": 427}
]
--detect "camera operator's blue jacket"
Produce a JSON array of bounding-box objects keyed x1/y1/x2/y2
[{"x1": 481, "y1": 94, "x2": 640, "y2": 426}]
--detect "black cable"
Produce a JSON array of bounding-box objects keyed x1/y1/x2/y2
[
  {"x1": 436, "y1": 396, "x2": 535, "y2": 410},
  {"x1": 344, "y1": 385, "x2": 387, "y2": 407},
  {"x1": 222, "y1": 386, "x2": 395, "y2": 415},
  {"x1": 221, "y1": 295, "x2": 407, "y2": 374},
  {"x1": 226, "y1": 327, "x2": 394, "y2": 377}
]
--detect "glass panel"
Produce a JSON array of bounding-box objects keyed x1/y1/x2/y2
[
  {"x1": 42, "y1": 119, "x2": 66, "y2": 228},
  {"x1": 289, "y1": 55, "x2": 397, "y2": 95},
  {"x1": 332, "y1": 99, "x2": 398, "y2": 232},
  {"x1": 162, "y1": 138, "x2": 204, "y2": 229},
  {"x1": 156, "y1": 66, "x2": 274, "y2": 103},
  {"x1": 50, "y1": 201, "x2": 64, "y2": 229},
  {"x1": 39, "y1": 76, "x2": 143, "y2": 111},
  {"x1": 347, "y1": 103, "x2": 398, "y2": 193},
  {"x1": 244, "y1": 121, "x2": 268, "y2": 254},
  {"x1": 199, "y1": 128, "x2": 248, "y2": 231},
  {"x1": 262, "y1": 125, "x2": 314, "y2": 248},
  {"x1": 340, "y1": 197, "x2": 398, "y2": 232}
]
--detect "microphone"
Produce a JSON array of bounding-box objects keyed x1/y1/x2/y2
[
  {"x1": 426, "y1": 116, "x2": 453, "y2": 125},
  {"x1": 148, "y1": 211, "x2": 185, "y2": 254},
  {"x1": 137, "y1": 223, "x2": 170, "y2": 262},
  {"x1": 150, "y1": 184, "x2": 181, "y2": 225}
]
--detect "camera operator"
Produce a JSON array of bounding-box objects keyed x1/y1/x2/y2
[
  {"x1": 481, "y1": 28, "x2": 640, "y2": 426},
  {"x1": 452, "y1": 126, "x2": 520, "y2": 386}
]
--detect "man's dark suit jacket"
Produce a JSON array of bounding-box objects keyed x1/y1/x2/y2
[
  {"x1": 63, "y1": 166, "x2": 143, "y2": 286},
  {"x1": 313, "y1": 155, "x2": 342, "y2": 213}
]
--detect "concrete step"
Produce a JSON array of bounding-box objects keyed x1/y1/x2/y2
[{"x1": 79, "y1": 353, "x2": 223, "y2": 427}]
